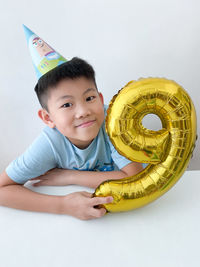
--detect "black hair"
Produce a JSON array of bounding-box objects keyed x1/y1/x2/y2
[{"x1": 34, "y1": 57, "x2": 97, "y2": 111}]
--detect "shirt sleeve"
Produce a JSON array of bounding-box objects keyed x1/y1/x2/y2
[{"x1": 6, "y1": 131, "x2": 57, "y2": 184}]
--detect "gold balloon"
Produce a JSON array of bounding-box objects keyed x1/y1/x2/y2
[{"x1": 94, "y1": 78, "x2": 197, "y2": 212}]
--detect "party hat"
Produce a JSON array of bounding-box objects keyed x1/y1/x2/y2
[{"x1": 23, "y1": 25, "x2": 67, "y2": 79}]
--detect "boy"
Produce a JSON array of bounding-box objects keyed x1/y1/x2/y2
[{"x1": 0, "y1": 28, "x2": 142, "y2": 220}]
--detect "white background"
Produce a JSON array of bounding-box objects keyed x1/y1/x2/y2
[{"x1": 0, "y1": 0, "x2": 199, "y2": 172}]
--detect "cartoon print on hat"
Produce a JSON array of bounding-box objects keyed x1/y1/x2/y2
[{"x1": 23, "y1": 25, "x2": 67, "y2": 79}]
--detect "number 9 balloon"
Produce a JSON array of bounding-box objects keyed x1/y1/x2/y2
[{"x1": 94, "y1": 78, "x2": 197, "y2": 212}]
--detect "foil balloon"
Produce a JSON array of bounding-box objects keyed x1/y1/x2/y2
[{"x1": 94, "y1": 78, "x2": 197, "y2": 212}]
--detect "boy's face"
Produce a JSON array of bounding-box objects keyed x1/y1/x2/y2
[{"x1": 40, "y1": 77, "x2": 104, "y2": 149}]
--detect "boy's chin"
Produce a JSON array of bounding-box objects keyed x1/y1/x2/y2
[{"x1": 68, "y1": 135, "x2": 95, "y2": 149}]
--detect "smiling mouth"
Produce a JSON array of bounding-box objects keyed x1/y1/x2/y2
[{"x1": 76, "y1": 120, "x2": 96, "y2": 128}]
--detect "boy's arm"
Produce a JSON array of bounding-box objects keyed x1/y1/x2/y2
[
  {"x1": 0, "y1": 171, "x2": 113, "y2": 220},
  {"x1": 71, "y1": 161, "x2": 143, "y2": 188},
  {"x1": 32, "y1": 162, "x2": 143, "y2": 188}
]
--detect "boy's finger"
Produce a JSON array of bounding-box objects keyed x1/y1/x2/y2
[
  {"x1": 81, "y1": 191, "x2": 93, "y2": 197},
  {"x1": 91, "y1": 196, "x2": 113, "y2": 206},
  {"x1": 91, "y1": 207, "x2": 107, "y2": 218}
]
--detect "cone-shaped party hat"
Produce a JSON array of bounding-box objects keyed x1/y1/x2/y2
[{"x1": 23, "y1": 25, "x2": 67, "y2": 79}]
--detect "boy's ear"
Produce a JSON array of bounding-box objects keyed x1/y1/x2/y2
[
  {"x1": 38, "y1": 109, "x2": 55, "y2": 128},
  {"x1": 99, "y1": 92, "x2": 104, "y2": 104}
]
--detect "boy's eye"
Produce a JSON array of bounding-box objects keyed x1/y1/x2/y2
[
  {"x1": 62, "y1": 103, "x2": 72, "y2": 108},
  {"x1": 86, "y1": 96, "x2": 95, "y2": 102}
]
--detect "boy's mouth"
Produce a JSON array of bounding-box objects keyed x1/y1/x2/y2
[{"x1": 76, "y1": 120, "x2": 96, "y2": 128}]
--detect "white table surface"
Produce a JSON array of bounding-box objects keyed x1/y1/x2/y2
[{"x1": 0, "y1": 170, "x2": 199, "y2": 267}]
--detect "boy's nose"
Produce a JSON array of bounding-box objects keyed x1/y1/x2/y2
[{"x1": 75, "y1": 103, "x2": 91, "y2": 118}]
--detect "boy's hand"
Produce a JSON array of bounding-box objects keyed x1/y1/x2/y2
[
  {"x1": 61, "y1": 192, "x2": 113, "y2": 220},
  {"x1": 31, "y1": 168, "x2": 73, "y2": 187}
]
